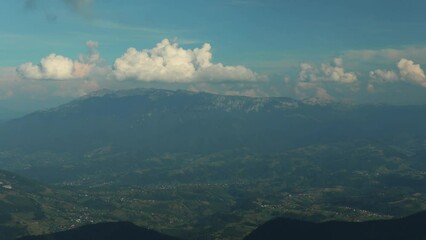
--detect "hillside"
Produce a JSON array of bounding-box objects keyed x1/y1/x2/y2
[
  {"x1": 17, "y1": 222, "x2": 181, "y2": 240},
  {"x1": 0, "y1": 88, "x2": 425, "y2": 184},
  {"x1": 1, "y1": 88, "x2": 425, "y2": 155},
  {"x1": 0, "y1": 169, "x2": 58, "y2": 239},
  {"x1": 16, "y1": 210, "x2": 426, "y2": 240},
  {"x1": 244, "y1": 211, "x2": 426, "y2": 240}
]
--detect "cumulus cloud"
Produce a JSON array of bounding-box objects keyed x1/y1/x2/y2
[
  {"x1": 294, "y1": 82, "x2": 334, "y2": 101},
  {"x1": 398, "y1": 58, "x2": 426, "y2": 87},
  {"x1": 315, "y1": 87, "x2": 333, "y2": 101},
  {"x1": 367, "y1": 58, "x2": 426, "y2": 91},
  {"x1": 369, "y1": 69, "x2": 399, "y2": 82},
  {"x1": 297, "y1": 58, "x2": 357, "y2": 84},
  {"x1": 321, "y1": 58, "x2": 357, "y2": 84},
  {"x1": 17, "y1": 40, "x2": 100, "y2": 80},
  {"x1": 17, "y1": 54, "x2": 75, "y2": 80},
  {"x1": 293, "y1": 58, "x2": 357, "y2": 99},
  {"x1": 112, "y1": 39, "x2": 261, "y2": 82},
  {"x1": 298, "y1": 63, "x2": 318, "y2": 82}
]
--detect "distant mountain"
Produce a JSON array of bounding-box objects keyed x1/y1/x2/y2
[
  {"x1": 0, "y1": 88, "x2": 426, "y2": 183},
  {"x1": 244, "y1": 211, "x2": 426, "y2": 240},
  {"x1": 1, "y1": 87, "x2": 425, "y2": 155},
  {"x1": 0, "y1": 88, "x2": 304, "y2": 154},
  {"x1": 17, "y1": 222, "x2": 181, "y2": 240}
]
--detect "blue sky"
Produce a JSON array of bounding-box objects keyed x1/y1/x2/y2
[{"x1": 1, "y1": 0, "x2": 426, "y2": 115}]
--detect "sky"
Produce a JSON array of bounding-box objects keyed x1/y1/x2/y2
[{"x1": 1, "y1": 0, "x2": 426, "y2": 116}]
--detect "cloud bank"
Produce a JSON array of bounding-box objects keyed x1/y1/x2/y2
[
  {"x1": 112, "y1": 39, "x2": 261, "y2": 82},
  {"x1": 11, "y1": 38, "x2": 426, "y2": 104},
  {"x1": 21, "y1": 38, "x2": 260, "y2": 83},
  {"x1": 13, "y1": 39, "x2": 263, "y2": 101}
]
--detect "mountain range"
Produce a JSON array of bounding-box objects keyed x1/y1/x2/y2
[
  {"x1": 2, "y1": 88, "x2": 425, "y2": 155},
  {"x1": 0, "y1": 88, "x2": 425, "y2": 184}
]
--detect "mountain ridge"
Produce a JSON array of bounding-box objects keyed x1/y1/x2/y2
[
  {"x1": 0, "y1": 87, "x2": 426, "y2": 183},
  {"x1": 14, "y1": 210, "x2": 426, "y2": 240},
  {"x1": 244, "y1": 210, "x2": 426, "y2": 240}
]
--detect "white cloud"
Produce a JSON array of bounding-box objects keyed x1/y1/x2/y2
[
  {"x1": 112, "y1": 39, "x2": 261, "y2": 82},
  {"x1": 17, "y1": 54, "x2": 75, "y2": 80},
  {"x1": 81, "y1": 40, "x2": 100, "y2": 64},
  {"x1": 369, "y1": 69, "x2": 399, "y2": 82},
  {"x1": 17, "y1": 40, "x2": 100, "y2": 80},
  {"x1": 79, "y1": 80, "x2": 100, "y2": 96},
  {"x1": 321, "y1": 58, "x2": 357, "y2": 84},
  {"x1": 366, "y1": 58, "x2": 426, "y2": 92},
  {"x1": 294, "y1": 58, "x2": 357, "y2": 99},
  {"x1": 398, "y1": 58, "x2": 426, "y2": 87},
  {"x1": 297, "y1": 58, "x2": 357, "y2": 84},
  {"x1": 315, "y1": 87, "x2": 333, "y2": 101},
  {"x1": 298, "y1": 63, "x2": 318, "y2": 82}
]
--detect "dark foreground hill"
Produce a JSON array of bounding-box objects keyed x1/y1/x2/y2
[
  {"x1": 244, "y1": 211, "x2": 426, "y2": 240},
  {"x1": 17, "y1": 222, "x2": 181, "y2": 240},
  {"x1": 16, "y1": 211, "x2": 426, "y2": 240}
]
